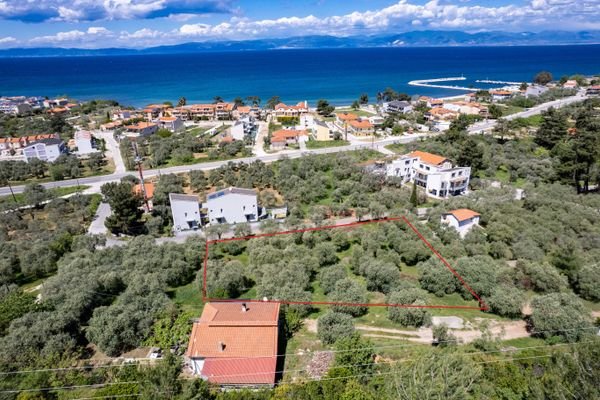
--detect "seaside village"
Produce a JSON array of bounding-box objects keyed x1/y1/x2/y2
[{"x1": 1, "y1": 78, "x2": 598, "y2": 387}]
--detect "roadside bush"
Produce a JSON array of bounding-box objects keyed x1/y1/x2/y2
[{"x1": 317, "y1": 311, "x2": 355, "y2": 345}]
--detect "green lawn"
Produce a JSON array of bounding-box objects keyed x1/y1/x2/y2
[
  {"x1": 335, "y1": 108, "x2": 376, "y2": 117},
  {"x1": 510, "y1": 114, "x2": 543, "y2": 127},
  {"x1": 163, "y1": 151, "x2": 249, "y2": 167},
  {"x1": 0, "y1": 185, "x2": 91, "y2": 208},
  {"x1": 489, "y1": 166, "x2": 526, "y2": 188},
  {"x1": 186, "y1": 126, "x2": 213, "y2": 136},
  {"x1": 384, "y1": 143, "x2": 406, "y2": 154},
  {"x1": 170, "y1": 278, "x2": 204, "y2": 315},
  {"x1": 501, "y1": 105, "x2": 525, "y2": 116},
  {"x1": 305, "y1": 139, "x2": 350, "y2": 149}
]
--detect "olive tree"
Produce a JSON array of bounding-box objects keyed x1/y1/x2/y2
[
  {"x1": 485, "y1": 285, "x2": 523, "y2": 318},
  {"x1": 317, "y1": 311, "x2": 355, "y2": 345},
  {"x1": 530, "y1": 292, "x2": 591, "y2": 342},
  {"x1": 387, "y1": 289, "x2": 431, "y2": 327},
  {"x1": 330, "y1": 278, "x2": 368, "y2": 317}
]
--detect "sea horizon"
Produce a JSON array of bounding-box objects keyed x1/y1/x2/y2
[{"x1": 0, "y1": 44, "x2": 598, "y2": 107}]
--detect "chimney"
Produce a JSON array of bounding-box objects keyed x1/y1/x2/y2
[
  {"x1": 218, "y1": 341, "x2": 225, "y2": 352},
  {"x1": 241, "y1": 303, "x2": 247, "y2": 313}
]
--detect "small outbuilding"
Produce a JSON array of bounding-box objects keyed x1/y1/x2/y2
[{"x1": 441, "y1": 209, "x2": 480, "y2": 238}]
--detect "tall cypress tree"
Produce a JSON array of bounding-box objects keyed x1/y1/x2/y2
[{"x1": 410, "y1": 181, "x2": 419, "y2": 207}]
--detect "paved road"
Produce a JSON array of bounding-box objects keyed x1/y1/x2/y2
[
  {"x1": 0, "y1": 134, "x2": 424, "y2": 196},
  {"x1": 468, "y1": 93, "x2": 587, "y2": 133},
  {"x1": 1, "y1": 94, "x2": 587, "y2": 197}
]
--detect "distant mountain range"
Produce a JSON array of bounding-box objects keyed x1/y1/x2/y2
[{"x1": 1, "y1": 30, "x2": 599, "y2": 57}]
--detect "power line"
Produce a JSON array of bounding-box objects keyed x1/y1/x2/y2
[
  {"x1": 1, "y1": 325, "x2": 597, "y2": 377},
  {"x1": 1, "y1": 340, "x2": 592, "y2": 395}
]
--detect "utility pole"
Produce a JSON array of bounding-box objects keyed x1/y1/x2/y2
[{"x1": 131, "y1": 141, "x2": 150, "y2": 212}]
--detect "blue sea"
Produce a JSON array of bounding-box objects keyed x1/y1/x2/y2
[{"x1": 0, "y1": 45, "x2": 599, "y2": 107}]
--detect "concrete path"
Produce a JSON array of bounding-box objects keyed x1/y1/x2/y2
[
  {"x1": 88, "y1": 202, "x2": 111, "y2": 235},
  {"x1": 94, "y1": 130, "x2": 126, "y2": 173}
]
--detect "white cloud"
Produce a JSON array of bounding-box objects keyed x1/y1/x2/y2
[
  {"x1": 0, "y1": 36, "x2": 17, "y2": 46},
  {"x1": 29, "y1": 27, "x2": 114, "y2": 46},
  {"x1": 24, "y1": 0, "x2": 600, "y2": 48},
  {"x1": 0, "y1": 0, "x2": 235, "y2": 22}
]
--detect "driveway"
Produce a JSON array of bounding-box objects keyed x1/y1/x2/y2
[
  {"x1": 94, "y1": 130, "x2": 126, "y2": 173},
  {"x1": 88, "y1": 202, "x2": 111, "y2": 235}
]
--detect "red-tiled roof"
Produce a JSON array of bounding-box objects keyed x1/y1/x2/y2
[
  {"x1": 446, "y1": 209, "x2": 480, "y2": 222},
  {"x1": 271, "y1": 129, "x2": 307, "y2": 142},
  {"x1": 133, "y1": 182, "x2": 155, "y2": 199},
  {"x1": 187, "y1": 302, "x2": 280, "y2": 385},
  {"x1": 336, "y1": 112, "x2": 358, "y2": 121},
  {"x1": 408, "y1": 150, "x2": 448, "y2": 166},
  {"x1": 202, "y1": 358, "x2": 277, "y2": 385},
  {"x1": 349, "y1": 119, "x2": 373, "y2": 129}
]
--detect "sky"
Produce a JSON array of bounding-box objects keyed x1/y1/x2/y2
[{"x1": 0, "y1": 0, "x2": 598, "y2": 49}]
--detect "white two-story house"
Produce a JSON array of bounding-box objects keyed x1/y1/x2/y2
[
  {"x1": 385, "y1": 150, "x2": 471, "y2": 198},
  {"x1": 205, "y1": 187, "x2": 259, "y2": 225}
]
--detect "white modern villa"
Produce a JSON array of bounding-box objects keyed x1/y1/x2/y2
[{"x1": 385, "y1": 150, "x2": 471, "y2": 198}]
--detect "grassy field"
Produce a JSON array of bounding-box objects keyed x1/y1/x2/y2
[
  {"x1": 384, "y1": 143, "x2": 406, "y2": 154},
  {"x1": 305, "y1": 139, "x2": 350, "y2": 149},
  {"x1": 186, "y1": 126, "x2": 214, "y2": 136},
  {"x1": 170, "y1": 278, "x2": 204, "y2": 315},
  {"x1": 511, "y1": 114, "x2": 543, "y2": 127},
  {"x1": 0, "y1": 185, "x2": 90, "y2": 208},
  {"x1": 335, "y1": 108, "x2": 376, "y2": 117},
  {"x1": 488, "y1": 166, "x2": 527, "y2": 188}
]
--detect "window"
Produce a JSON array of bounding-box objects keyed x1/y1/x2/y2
[
  {"x1": 184, "y1": 212, "x2": 188, "y2": 217},
  {"x1": 451, "y1": 173, "x2": 455, "y2": 177}
]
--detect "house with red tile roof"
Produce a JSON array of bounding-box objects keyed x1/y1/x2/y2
[
  {"x1": 335, "y1": 112, "x2": 358, "y2": 124},
  {"x1": 441, "y1": 209, "x2": 480, "y2": 238},
  {"x1": 490, "y1": 90, "x2": 514, "y2": 102},
  {"x1": 273, "y1": 101, "x2": 308, "y2": 118},
  {"x1": 158, "y1": 116, "x2": 184, "y2": 132},
  {"x1": 270, "y1": 129, "x2": 308, "y2": 150},
  {"x1": 186, "y1": 302, "x2": 280, "y2": 387},
  {"x1": 124, "y1": 122, "x2": 158, "y2": 137},
  {"x1": 348, "y1": 119, "x2": 374, "y2": 136}
]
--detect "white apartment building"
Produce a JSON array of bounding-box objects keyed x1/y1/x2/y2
[
  {"x1": 23, "y1": 138, "x2": 67, "y2": 163},
  {"x1": 205, "y1": 187, "x2": 259, "y2": 225},
  {"x1": 385, "y1": 150, "x2": 470, "y2": 198},
  {"x1": 169, "y1": 193, "x2": 201, "y2": 232}
]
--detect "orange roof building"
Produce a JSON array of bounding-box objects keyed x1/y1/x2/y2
[
  {"x1": 445, "y1": 209, "x2": 480, "y2": 222},
  {"x1": 133, "y1": 182, "x2": 155, "y2": 199},
  {"x1": 270, "y1": 129, "x2": 307, "y2": 147},
  {"x1": 407, "y1": 150, "x2": 449, "y2": 166},
  {"x1": 441, "y1": 209, "x2": 481, "y2": 237},
  {"x1": 186, "y1": 302, "x2": 280, "y2": 386},
  {"x1": 336, "y1": 112, "x2": 358, "y2": 122}
]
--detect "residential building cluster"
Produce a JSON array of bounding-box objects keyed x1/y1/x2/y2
[{"x1": 165, "y1": 186, "x2": 286, "y2": 233}]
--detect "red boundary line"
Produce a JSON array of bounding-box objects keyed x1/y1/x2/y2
[{"x1": 202, "y1": 216, "x2": 487, "y2": 311}]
